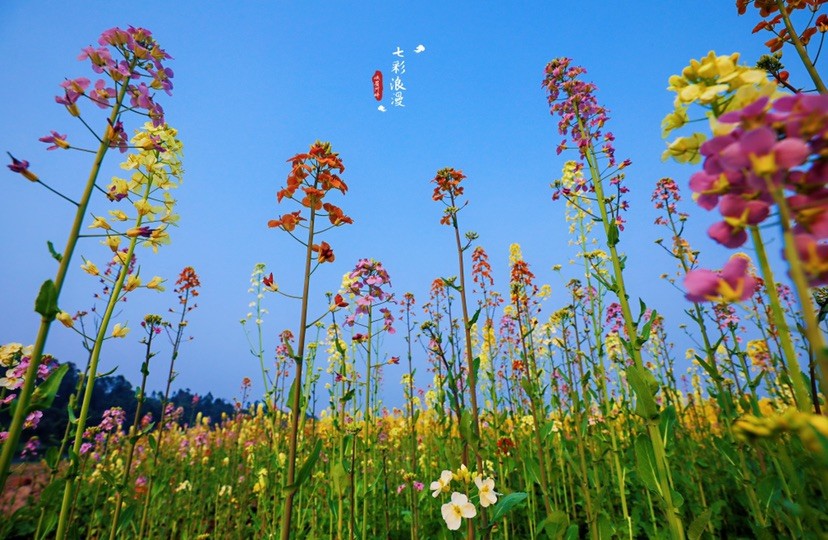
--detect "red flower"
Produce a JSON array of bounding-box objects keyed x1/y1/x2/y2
[
  {"x1": 268, "y1": 211, "x2": 305, "y2": 232},
  {"x1": 332, "y1": 294, "x2": 348, "y2": 308}
]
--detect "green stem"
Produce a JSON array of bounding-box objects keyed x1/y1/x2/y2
[
  {"x1": 0, "y1": 74, "x2": 130, "y2": 492},
  {"x1": 749, "y1": 226, "x2": 812, "y2": 411},
  {"x1": 279, "y1": 181, "x2": 318, "y2": 540},
  {"x1": 578, "y1": 117, "x2": 686, "y2": 539},
  {"x1": 55, "y1": 176, "x2": 153, "y2": 540}
]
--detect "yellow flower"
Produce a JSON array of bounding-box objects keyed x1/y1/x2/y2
[
  {"x1": 109, "y1": 209, "x2": 129, "y2": 221},
  {"x1": 81, "y1": 260, "x2": 100, "y2": 276},
  {"x1": 112, "y1": 251, "x2": 130, "y2": 265},
  {"x1": 146, "y1": 276, "x2": 165, "y2": 291},
  {"x1": 124, "y1": 275, "x2": 141, "y2": 292},
  {"x1": 662, "y1": 133, "x2": 707, "y2": 164},
  {"x1": 89, "y1": 216, "x2": 111, "y2": 230},
  {"x1": 112, "y1": 323, "x2": 130, "y2": 338},
  {"x1": 661, "y1": 107, "x2": 689, "y2": 138},
  {"x1": 103, "y1": 235, "x2": 121, "y2": 252},
  {"x1": 56, "y1": 311, "x2": 74, "y2": 328}
]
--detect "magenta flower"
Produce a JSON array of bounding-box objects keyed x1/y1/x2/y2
[
  {"x1": 707, "y1": 195, "x2": 770, "y2": 248},
  {"x1": 38, "y1": 131, "x2": 69, "y2": 151},
  {"x1": 684, "y1": 254, "x2": 758, "y2": 303},
  {"x1": 789, "y1": 190, "x2": 828, "y2": 238},
  {"x1": 794, "y1": 233, "x2": 828, "y2": 286},
  {"x1": 6, "y1": 152, "x2": 38, "y2": 182},
  {"x1": 90, "y1": 79, "x2": 116, "y2": 108},
  {"x1": 78, "y1": 46, "x2": 114, "y2": 74}
]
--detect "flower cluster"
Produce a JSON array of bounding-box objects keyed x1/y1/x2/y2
[
  {"x1": 689, "y1": 94, "x2": 828, "y2": 284},
  {"x1": 55, "y1": 26, "x2": 172, "y2": 127},
  {"x1": 342, "y1": 259, "x2": 395, "y2": 334},
  {"x1": 738, "y1": 0, "x2": 827, "y2": 55},
  {"x1": 429, "y1": 465, "x2": 498, "y2": 530},
  {"x1": 544, "y1": 63, "x2": 631, "y2": 227},
  {"x1": 269, "y1": 141, "x2": 351, "y2": 263},
  {"x1": 431, "y1": 167, "x2": 467, "y2": 226},
  {"x1": 663, "y1": 51, "x2": 779, "y2": 163}
]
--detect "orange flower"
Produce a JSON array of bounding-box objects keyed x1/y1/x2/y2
[
  {"x1": 312, "y1": 241, "x2": 335, "y2": 263},
  {"x1": 323, "y1": 203, "x2": 353, "y2": 226},
  {"x1": 301, "y1": 187, "x2": 326, "y2": 210},
  {"x1": 268, "y1": 211, "x2": 305, "y2": 232}
]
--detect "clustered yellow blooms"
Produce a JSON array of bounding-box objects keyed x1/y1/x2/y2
[
  {"x1": 662, "y1": 51, "x2": 782, "y2": 163},
  {"x1": 734, "y1": 408, "x2": 828, "y2": 456}
]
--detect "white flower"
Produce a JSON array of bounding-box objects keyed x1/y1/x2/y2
[
  {"x1": 430, "y1": 469, "x2": 454, "y2": 497},
  {"x1": 475, "y1": 476, "x2": 498, "y2": 508},
  {"x1": 441, "y1": 492, "x2": 477, "y2": 530}
]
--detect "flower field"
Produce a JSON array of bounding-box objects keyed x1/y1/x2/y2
[{"x1": 2, "y1": 2, "x2": 828, "y2": 539}]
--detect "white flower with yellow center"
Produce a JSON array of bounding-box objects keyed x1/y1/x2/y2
[{"x1": 441, "y1": 492, "x2": 477, "y2": 530}]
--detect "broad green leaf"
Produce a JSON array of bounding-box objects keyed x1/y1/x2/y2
[
  {"x1": 607, "y1": 222, "x2": 619, "y2": 247},
  {"x1": 634, "y1": 434, "x2": 660, "y2": 494},
  {"x1": 487, "y1": 492, "x2": 527, "y2": 526},
  {"x1": 283, "y1": 439, "x2": 323, "y2": 494},
  {"x1": 332, "y1": 462, "x2": 348, "y2": 496},
  {"x1": 467, "y1": 307, "x2": 481, "y2": 330},
  {"x1": 688, "y1": 508, "x2": 712, "y2": 540},
  {"x1": 34, "y1": 279, "x2": 59, "y2": 321},
  {"x1": 627, "y1": 365, "x2": 659, "y2": 420},
  {"x1": 30, "y1": 364, "x2": 69, "y2": 411}
]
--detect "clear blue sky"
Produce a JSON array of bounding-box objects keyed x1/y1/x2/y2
[{"x1": 0, "y1": 2, "x2": 797, "y2": 406}]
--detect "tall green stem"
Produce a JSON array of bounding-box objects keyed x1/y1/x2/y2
[
  {"x1": 749, "y1": 226, "x2": 813, "y2": 411},
  {"x1": 55, "y1": 176, "x2": 153, "y2": 540},
  {"x1": 0, "y1": 77, "x2": 130, "y2": 492}
]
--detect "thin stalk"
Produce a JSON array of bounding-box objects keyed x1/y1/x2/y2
[{"x1": 279, "y1": 182, "x2": 318, "y2": 540}]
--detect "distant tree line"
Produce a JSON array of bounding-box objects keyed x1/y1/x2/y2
[{"x1": 1, "y1": 362, "x2": 235, "y2": 452}]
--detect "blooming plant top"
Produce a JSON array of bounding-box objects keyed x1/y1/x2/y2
[
  {"x1": 663, "y1": 51, "x2": 780, "y2": 164},
  {"x1": 342, "y1": 259, "x2": 395, "y2": 334},
  {"x1": 685, "y1": 253, "x2": 759, "y2": 303},
  {"x1": 58, "y1": 26, "x2": 173, "y2": 127},
  {"x1": 431, "y1": 167, "x2": 468, "y2": 226},
  {"x1": 269, "y1": 141, "x2": 352, "y2": 263}
]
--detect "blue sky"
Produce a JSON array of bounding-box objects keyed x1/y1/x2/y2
[{"x1": 0, "y1": 2, "x2": 800, "y2": 407}]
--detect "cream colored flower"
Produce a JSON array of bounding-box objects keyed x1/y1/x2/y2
[
  {"x1": 112, "y1": 323, "x2": 130, "y2": 338},
  {"x1": 475, "y1": 476, "x2": 498, "y2": 508},
  {"x1": 441, "y1": 492, "x2": 476, "y2": 530},
  {"x1": 430, "y1": 469, "x2": 454, "y2": 498}
]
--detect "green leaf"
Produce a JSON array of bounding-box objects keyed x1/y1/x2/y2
[
  {"x1": 607, "y1": 222, "x2": 620, "y2": 247},
  {"x1": 688, "y1": 508, "x2": 712, "y2": 540},
  {"x1": 693, "y1": 354, "x2": 723, "y2": 382},
  {"x1": 487, "y1": 492, "x2": 527, "y2": 525},
  {"x1": 332, "y1": 462, "x2": 348, "y2": 496},
  {"x1": 287, "y1": 377, "x2": 299, "y2": 411},
  {"x1": 34, "y1": 279, "x2": 59, "y2": 321},
  {"x1": 340, "y1": 389, "x2": 355, "y2": 404},
  {"x1": 637, "y1": 308, "x2": 658, "y2": 346},
  {"x1": 283, "y1": 439, "x2": 323, "y2": 495},
  {"x1": 634, "y1": 434, "x2": 660, "y2": 494},
  {"x1": 99, "y1": 469, "x2": 118, "y2": 488},
  {"x1": 627, "y1": 365, "x2": 659, "y2": 420},
  {"x1": 47, "y1": 241, "x2": 63, "y2": 263},
  {"x1": 467, "y1": 307, "x2": 481, "y2": 330},
  {"x1": 30, "y1": 364, "x2": 69, "y2": 411},
  {"x1": 459, "y1": 409, "x2": 479, "y2": 446}
]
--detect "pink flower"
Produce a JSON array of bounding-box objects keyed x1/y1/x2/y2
[
  {"x1": 794, "y1": 233, "x2": 828, "y2": 286},
  {"x1": 39, "y1": 131, "x2": 69, "y2": 150},
  {"x1": 707, "y1": 195, "x2": 770, "y2": 248},
  {"x1": 684, "y1": 254, "x2": 758, "y2": 303}
]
